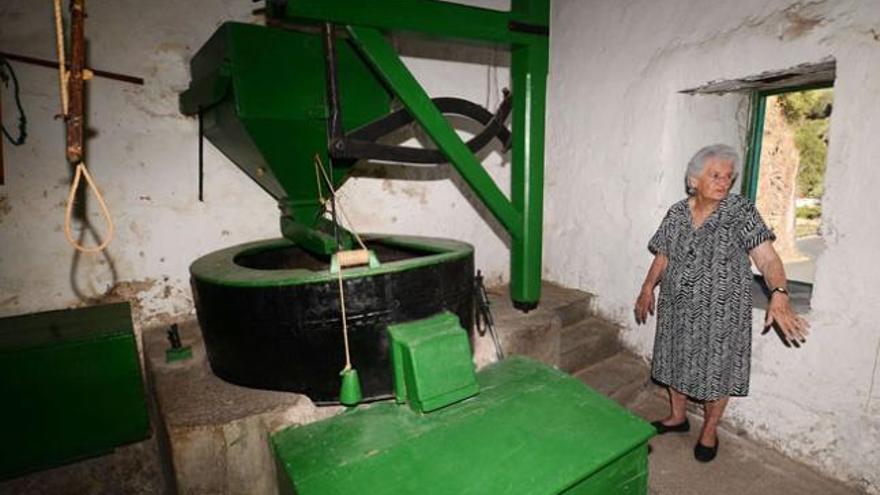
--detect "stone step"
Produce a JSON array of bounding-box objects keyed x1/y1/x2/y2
[
  {"x1": 481, "y1": 282, "x2": 595, "y2": 369},
  {"x1": 573, "y1": 352, "x2": 651, "y2": 408},
  {"x1": 489, "y1": 282, "x2": 594, "y2": 327},
  {"x1": 559, "y1": 317, "x2": 621, "y2": 373},
  {"x1": 550, "y1": 291, "x2": 595, "y2": 328}
]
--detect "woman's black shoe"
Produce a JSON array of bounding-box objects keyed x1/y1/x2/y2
[
  {"x1": 650, "y1": 418, "x2": 690, "y2": 434},
  {"x1": 694, "y1": 438, "x2": 719, "y2": 463}
]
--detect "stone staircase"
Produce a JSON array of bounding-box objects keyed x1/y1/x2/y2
[{"x1": 485, "y1": 282, "x2": 652, "y2": 409}]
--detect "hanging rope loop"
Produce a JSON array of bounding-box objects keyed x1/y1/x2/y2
[
  {"x1": 64, "y1": 162, "x2": 114, "y2": 253},
  {"x1": 54, "y1": 0, "x2": 113, "y2": 253}
]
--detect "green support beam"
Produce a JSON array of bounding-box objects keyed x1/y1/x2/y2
[
  {"x1": 509, "y1": 31, "x2": 548, "y2": 308},
  {"x1": 344, "y1": 0, "x2": 550, "y2": 307},
  {"x1": 347, "y1": 26, "x2": 524, "y2": 240},
  {"x1": 275, "y1": 0, "x2": 547, "y2": 45}
]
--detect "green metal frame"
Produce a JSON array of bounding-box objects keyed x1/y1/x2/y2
[
  {"x1": 276, "y1": 0, "x2": 550, "y2": 308},
  {"x1": 182, "y1": 1, "x2": 550, "y2": 307}
]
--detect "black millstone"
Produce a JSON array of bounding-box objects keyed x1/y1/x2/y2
[{"x1": 192, "y1": 241, "x2": 474, "y2": 404}]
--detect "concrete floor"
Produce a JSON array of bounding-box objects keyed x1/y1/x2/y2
[{"x1": 575, "y1": 353, "x2": 867, "y2": 495}]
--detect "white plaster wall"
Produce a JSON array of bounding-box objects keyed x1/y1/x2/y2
[
  {"x1": 545, "y1": 0, "x2": 880, "y2": 492},
  {"x1": 0, "y1": 0, "x2": 513, "y2": 327}
]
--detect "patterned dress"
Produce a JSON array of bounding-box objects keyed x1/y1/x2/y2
[{"x1": 648, "y1": 194, "x2": 775, "y2": 401}]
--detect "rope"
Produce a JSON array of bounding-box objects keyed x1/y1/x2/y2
[
  {"x1": 53, "y1": 0, "x2": 113, "y2": 253},
  {"x1": 53, "y1": 0, "x2": 68, "y2": 117},
  {"x1": 337, "y1": 264, "x2": 352, "y2": 372},
  {"x1": 314, "y1": 153, "x2": 371, "y2": 372},
  {"x1": 313, "y1": 154, "x2": 367, "y2": 250},
  {"x1": 0, "y1": 58, "x2": 27, "y2": 145},
  {"x1": 64, "y1": 162, "x2": 114, "y2": 252},
  {"x1": 314, "y1": 156, "x2": 326, "y2": 205}
]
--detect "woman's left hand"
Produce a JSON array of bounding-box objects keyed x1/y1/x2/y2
[
  {"x1": 750, "y1": 241, "x2": 810, "y2": 344},
  {"x1": 765, "y1": 294, "x2": 809, "y2": 343}
]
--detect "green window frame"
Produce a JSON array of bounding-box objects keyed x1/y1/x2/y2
[{"x1": 741, "y1": 82, "x2": 835, "y2": 199}]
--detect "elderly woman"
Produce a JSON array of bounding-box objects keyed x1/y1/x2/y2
[{"x1": 634, "y1": 144, "x2": 808, "y2": 463}]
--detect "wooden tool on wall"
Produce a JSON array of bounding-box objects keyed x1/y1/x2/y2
[
  {"x1": 55, "y1": 0, "x2": 117, "y2": 253},
  {"x1": 66, "y1": 0, "x2": 86, "y2": 165}
]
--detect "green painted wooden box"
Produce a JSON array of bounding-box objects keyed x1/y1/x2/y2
[
  {"x1": 0, "y1": 302, "x2": 150, "y2": 480},
  {"x1": 272, "y1": 357, "x2": 654, "y2": 495}
]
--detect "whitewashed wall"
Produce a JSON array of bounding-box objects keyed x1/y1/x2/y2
[
  {"x1": 0, "y1": 0, "x2": 512, "y2": 327},
  {"x1": 5, "y1": 0, "x2": 878, "y2": 491},
  {"x1": 545, "y1": 1, "x2": 880, "y2": 492}
]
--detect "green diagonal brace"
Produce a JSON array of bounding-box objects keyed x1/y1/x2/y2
[{"x1": 347, "y1": 26, "x2": 523, "y2": 241}]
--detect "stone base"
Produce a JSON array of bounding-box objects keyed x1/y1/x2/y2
[{"x1": 143, "y1": 320, "x2": 339, "y2": 495}]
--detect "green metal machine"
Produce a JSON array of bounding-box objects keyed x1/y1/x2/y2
[
  {"x1": 181, "y1": 0, "x2": 548, "y2": 310},
  {"x1": 178, "y1": 0, "x2": 552, "y2": 400}
]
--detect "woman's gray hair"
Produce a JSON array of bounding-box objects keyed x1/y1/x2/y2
[{"x1": 685, "y1": 144, "x2": 742, "y2": 196}]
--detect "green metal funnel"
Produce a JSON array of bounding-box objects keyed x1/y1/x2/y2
[{"x1": 180, "y1": 22, "x2": 390, "y2": 254}]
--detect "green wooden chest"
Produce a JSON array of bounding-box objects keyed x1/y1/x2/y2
[
  {"x1": 272, "y1": 357, "x2": 654, "y2": 494},
  {"x1": 0, "y1": 302, "x2": 150, "y2": 479}
]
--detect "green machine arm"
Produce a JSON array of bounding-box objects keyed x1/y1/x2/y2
[{"x1": 181, "y1": 0, "x2": 549, "y2": 310}]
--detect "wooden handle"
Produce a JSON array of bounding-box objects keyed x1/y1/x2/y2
[
  {"x1": 336, "y1": 249, "x2": 371, "y2": 268},
  {"x1": 65, "y1": 0, "x2": 86, "y2": 164}
]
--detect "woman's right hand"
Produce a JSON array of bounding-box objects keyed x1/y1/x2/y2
[{"x1": 634, "y1": 287, "x2": 655, "y2": 324}]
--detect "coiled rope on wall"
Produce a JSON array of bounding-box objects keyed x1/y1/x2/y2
[{"x1": 0, "y1": 58, "x2": 27, "y2": 147}]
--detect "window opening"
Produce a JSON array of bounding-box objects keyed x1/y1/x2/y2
[{"x1": 743, "y1": 84, "x2": 833, "y2": 307}]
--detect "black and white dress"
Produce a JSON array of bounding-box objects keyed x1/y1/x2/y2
[{"x1": 648, "y1": 194, "x2": 775, "y2": 401}]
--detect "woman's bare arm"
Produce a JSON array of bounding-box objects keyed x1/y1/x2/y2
[
  {"x1": 749, "y1": 240, "x2": 810, "y2": 343},
  {"x1": 635, "y1": 254, "x2": 668, "y2": 324}
]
